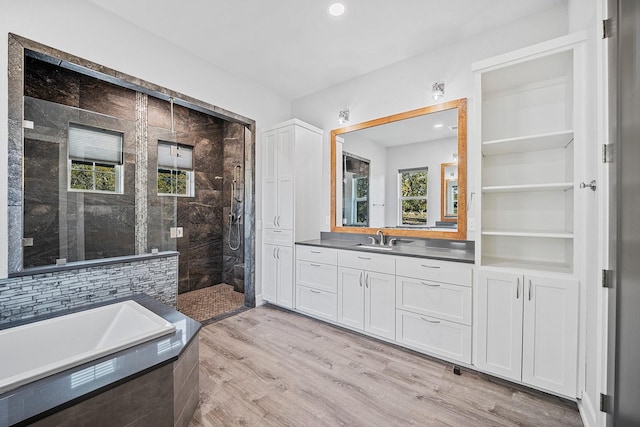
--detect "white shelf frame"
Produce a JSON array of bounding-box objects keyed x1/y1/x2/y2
[
  {"x1": 481, "y1": 229, "x2": 574, "y2": 239},
  {"x1": 481, "y1": 183, "x2": 574, "y2": 193},
  {"x1": 482, "y1": 130, "x2": 574, "y2": 156}
]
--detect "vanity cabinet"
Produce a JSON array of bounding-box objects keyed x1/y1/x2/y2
[
  {"x1": 262, "y1": 244, "x2": 294, "y2": 308},
  {"x1": 395, "y1": 257, "x2": 473, "y2": 363},
  {"x1": 337, "y1": 251, "x2": 396, "y2": 340},
  {"x1": 295, "y1": 246, "x2": 338, "y2": 321},
  {"x1": 261, "y1": 120, "x2": 323, "y2": 309},
  {"x1": 476, "y1": 270, "x2": 579, "y2": 397}
]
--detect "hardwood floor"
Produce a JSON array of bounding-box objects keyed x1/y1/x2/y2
[{"x1": 189, "y1": 305, "x2": 583, "y2": 427}]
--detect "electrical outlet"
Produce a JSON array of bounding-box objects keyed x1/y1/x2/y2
[
  {"x1": 468, "y1": 218, "x2": 476, "y2": 231},
  {"x1": 176, "y1": 227, "x2": 184, "y2": 238},
  {"x1": 170, "y1": 227, "x2": 177, "y2": 238}
]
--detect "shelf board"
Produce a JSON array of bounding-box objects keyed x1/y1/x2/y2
[
  {"x1": 482, "y1": 229, "x2": 574, "y2": 239},
  {"x1": 482, "y1": 130, "x2": 574, "y2": 156},
  {"x1": 481, "y1": 256, "x2": 573, "y2": 274},
  {"x1": 482, "y1": 183, "x2": 574, "y2": 193}
]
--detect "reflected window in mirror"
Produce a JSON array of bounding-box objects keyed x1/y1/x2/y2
[
  {"x1": 399, "y1": 167, "x2": 428, "y2": 226},
  {"x1": 342, "y1": 152, "x2": 370, "y2": 227},
  {"x1": 440, "y1": 162, "x2": 458, "y2": 223}
]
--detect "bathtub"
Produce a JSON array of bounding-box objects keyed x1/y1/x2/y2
[{"x1": 0, "y1": 300, "x2": 176, "y2": 394}]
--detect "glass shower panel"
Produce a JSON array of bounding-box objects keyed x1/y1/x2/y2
[{"x1": 22, "y1": 96, "x2": 177, "y2": 269}]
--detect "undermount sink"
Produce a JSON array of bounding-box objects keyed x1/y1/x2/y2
[{"x1": 355, "y1": 244, "x2": 394, "y2": 251}]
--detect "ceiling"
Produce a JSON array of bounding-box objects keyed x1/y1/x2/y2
[{"x1": 88, "y1": 0, "x2": 565, "y2": 101}]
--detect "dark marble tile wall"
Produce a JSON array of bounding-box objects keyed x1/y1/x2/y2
[{"x1": 222, "y1": 122, "x2": 245, "y2": 288}]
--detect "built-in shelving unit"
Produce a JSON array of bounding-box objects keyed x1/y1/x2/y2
[{"x1": 474, "y1": 33, "x2": 585, "y2": 275}]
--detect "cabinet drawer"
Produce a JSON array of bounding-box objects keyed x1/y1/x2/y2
[
  {"x1": 296, "y1": 261, "x2": 338, "y2": 293},
  {"x1": 264, "y1": 229, "x2": 293, "y2": 245},
  {"x1": 396, "y1": 256, "x2": 472, "y2": 287},
  {"x1": 338, "y1": 250, "x2": 395, "y2": 274},
  {"x1": 396, "y1": 277, "x2": 471, "y2": 325},
  {"x1": 296, "y1": 245, "x2": 338, "y2": 265},
  {"x1": 395, "y1": 309, "x2": 471, "y2": 364},
  {"x1": 296, "y1": 286, "x2": 337, "y2": 321}
]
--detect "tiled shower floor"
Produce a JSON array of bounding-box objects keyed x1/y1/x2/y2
[{"x1": 177, "y1": 284, "x2": 245, "y2": 323}]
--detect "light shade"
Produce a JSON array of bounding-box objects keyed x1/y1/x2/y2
[
  {"x1": 432, "y1": 81, "x2": 445, "y2": 100},
  {"x1": 158, "y1": 141, "x2": 193, "y2": 170},
  {"x1": 68, "y1": 123, "x2": 123, "y2": 164},
  {"x1": 338, "y1": 109, "x2": 350, "y2": 125}
]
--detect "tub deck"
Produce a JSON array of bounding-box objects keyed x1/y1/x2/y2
[{"x1": 0, "y1": 295, "x2": 201, "y2": 426}]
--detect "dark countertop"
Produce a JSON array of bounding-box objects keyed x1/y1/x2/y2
[
  {"x1": 0, "y1": 294, "x2": 201, "y2": 427},
  {"x1": 296, "y1": 238, "x2": 475, "y2": 264}
]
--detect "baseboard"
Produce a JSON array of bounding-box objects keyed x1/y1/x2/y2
[
  {"x1": 578, "y1": 391, "x2": 598, "y2": 427},
  {"x1": 255, "y1": 294, "x2": 265, "y2": 306}
]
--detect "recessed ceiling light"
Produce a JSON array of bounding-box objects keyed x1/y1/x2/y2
[
  {"x1": 329, "y1": 3, "x2": 345, "y2": 16},
  {"x1": 434, "y1": 123, "x2": 444, "y2": 129}
]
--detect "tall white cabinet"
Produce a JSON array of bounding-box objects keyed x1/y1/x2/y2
[
  {"x1": 472, "y1": 33, "x2": 586, "y2": 398},
  {"x1": 261, "y1": 119, "x2": 323, "y2": 308}
]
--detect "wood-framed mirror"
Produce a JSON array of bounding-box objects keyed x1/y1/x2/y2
[{"x1": 330, "y1": 98, "x2": 467, "y2": 240}]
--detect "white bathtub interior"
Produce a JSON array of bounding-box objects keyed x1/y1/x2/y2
[{"x1": 0, "y1": 300, "x2": 176, "y2": 394}]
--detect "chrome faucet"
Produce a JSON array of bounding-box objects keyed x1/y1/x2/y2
[{"x1": 376, "y1": 229, "x2": 385, "y2": 246}]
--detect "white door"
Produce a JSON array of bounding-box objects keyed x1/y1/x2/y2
[
  {"x1": 522, "y1": 275, "x2": 579, "y2": 397},
  {"x1": 476, "y1": 270, "x2": 523, "y2": 381},
  {"x1": 263, "y1": 130, "x2": 278, "y2": 229},
  {"x1": 337, "y1": 267, "x2": 364, "y2": 330},
  {"x1": 276, "y1": 126, "x2": 294, "y2": 230},
  {"x1": 365, "y1": 271, "x2": 396, "y2": 340},
  {"x1": 276, "y1": 245, "x2": 294, "y2": 309},
  {"x1": 262, "y1": 244, "x2": 278, "y2": 303}
]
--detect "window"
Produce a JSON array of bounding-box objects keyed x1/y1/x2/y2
[
  {"x1": 157, "y1": 141, "x2": 194, "y2": 197},
  {"x1": 352, "y1": 176, "x2": 369, "y2": 225},
  {"x1": 399, "y1": 167, "x2": 428, "y2": 226},
  {"x1": 68, "y1": 124, "x2": 123, "y2": 193}
]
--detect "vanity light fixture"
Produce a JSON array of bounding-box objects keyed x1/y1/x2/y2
[
  {"x1": 329, "y1": 3, "x2": 346, "y2": 16},
  {"x1": 432, "y1": 81, "x2": 445, "y2": 100},
  {"x1": 452, "y1": 153, "x2": 458, "y2": 163},
  {"x1": 338, "y1": 109, "x2": 350, "y2": 125}
]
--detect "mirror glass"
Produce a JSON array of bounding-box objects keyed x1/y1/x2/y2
[
  {"x1": 441, "y1": 162, "x2": 458, "y2": 221},
  {"x1": 331, "y1": 98, "x2": 467, "y2": 240}
]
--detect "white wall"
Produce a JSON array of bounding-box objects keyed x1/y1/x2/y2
[
  {"x1": 0, "y1": 0, "x2": 291, "y2": 279},
  {"x1": 291, "y1": 4, "x2": 570, "y2": 241}
]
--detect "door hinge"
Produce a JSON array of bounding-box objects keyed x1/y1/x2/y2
[
  {"x1": 603, "y1": 144, "x2": 615, "y2": 163},
  {"x1": 602, "y1": 269, "x2": 614, "y2": 288},
  {"x1": 600, "y1": 393, "x2": 612, "y2": 413},
  {"x1": 602, "y1": 18, "x2": 615, "y2": 39}
]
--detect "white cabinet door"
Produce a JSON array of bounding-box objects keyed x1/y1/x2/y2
[
  {"x1": 522, "y1": 275, "x2": 578, "y2": 397},
  {"x1": 276, "y1": 245, "x2": 294, "y2": 309},
  {"x1": 263, "y1": 130, "x2": 278, "y2": 229},
  {"x1": 337, "y1": 267, "x2": 364, "y2": 330},
  {"x1": 262, "y1": 244, "x2": 278, "y2": 303},
  {"x1": 365, "y1": 271, "x2": 395, "y2": 340},
  {"x1": 276, "y1": 126, "x2": 294, "y2": 230},
  {"x1": 476, "y1": 270, "x2": 523, "y2": 381}
]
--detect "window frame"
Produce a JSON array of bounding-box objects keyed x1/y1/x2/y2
[
  {"x1": 67, "y1": 123, "x2": 124, "y2": 194},
  {"x1": 157, "y1": 141, "x2": 195, "y2": 198},
  {"x1": 398, "y1": 167, "x2": 429, "y2": 227}
]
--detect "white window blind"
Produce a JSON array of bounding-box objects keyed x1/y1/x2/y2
[
  {"x1": 157, "y1": 141, "x2": 193, "y2": 170},
  {"x1": 68, "y1": 124, "x2": 123, "y2": 164}
]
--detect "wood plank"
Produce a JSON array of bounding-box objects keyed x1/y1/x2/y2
[{"x1": 190, "y1": 306, "x2": 582, "y2": 427}]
